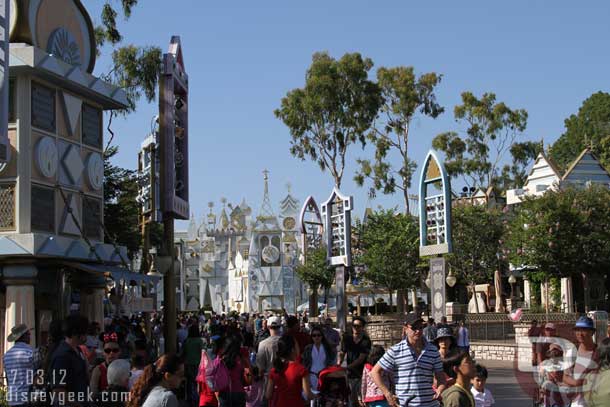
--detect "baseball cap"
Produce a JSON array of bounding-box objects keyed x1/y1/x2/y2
[
  {"x1": 404, "y1": 313, "x2": 424, "y2": 327},
  {"x1": 544, "y1": 323, "x2": 556, "y2": 330},
  {"x1": 267, "y1": 316, "x2": 280, "y2": 328},
  {"x1": 574, "y1": 316, "x2": 595, "y2": 331}
]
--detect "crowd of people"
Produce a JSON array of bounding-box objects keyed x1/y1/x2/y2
[
  {"x1": 527, "y1": 316, "x2": 610, "y2": 407},
  {"x1": 3, "y1": 310, "x2": 610, "y2": 407}
]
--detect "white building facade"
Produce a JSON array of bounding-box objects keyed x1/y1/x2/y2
[{"x1": 174, "y1": 172, "x2": 306, "y2": 313}]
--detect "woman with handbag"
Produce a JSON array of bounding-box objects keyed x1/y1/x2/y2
[{"x1": 215, "y1": 335, "x2": 248, "y2": 407}]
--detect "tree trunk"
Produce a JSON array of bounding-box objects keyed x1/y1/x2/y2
[
  {"x1": 309, "y1": 285, "x2": 319, "y2": 317},
  {"x1": 389, "y1": 290, "x2": 393, "y2": 308},
  {"x1": 411, "y1": 289, "x2": 419, "y2": 314},
  {"x1": 582, "y1": 272, "x2": 590, "y2": 312},
  {"x1": 397, "y1": 289, "x2": 405, "y2": 314},
  {"x1": 544, "y1": 277, "x2": 550, "y2": 315},
  {"x1": 324, "y1": 287, "x2": 329, "y2": 317},
  {"x1": 403, "y1": 188, "x2": 410, "y2": 215}
]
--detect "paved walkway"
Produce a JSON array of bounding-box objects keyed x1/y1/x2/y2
[{"x1": 478, "y1": 359, "x2": 535, "y2": 407}]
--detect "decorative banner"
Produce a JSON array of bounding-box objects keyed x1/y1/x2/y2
[
  {"x1": 430, "y1": 257, "x2": 446, "y2": 322},
  {"x1": 299, "y1": 196, "x2": 323, "y2": 259},
  {"x1": 0, "y1": 0, "x2": 10, "y2": 163},
  {"x1": 321, "y1": 188, "x2": 353, "y2": 267},
  {"x1": 419, "y1": 150, "x2": 452, "y2": 256}
]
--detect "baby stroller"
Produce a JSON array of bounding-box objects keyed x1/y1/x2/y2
[{"x1": 316, "y1": 366, "x2": 349, "y2": 407}]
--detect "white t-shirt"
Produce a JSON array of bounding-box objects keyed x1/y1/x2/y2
[
  {"x1": 564, "y1": 347, "x2": 599, "y2": 407},
  {"x1": 309, "y1": 344, "x2": 327, "y2": 390},
  {"x1": 471, "y1": 386, "x2": 495, "y2": 407}
]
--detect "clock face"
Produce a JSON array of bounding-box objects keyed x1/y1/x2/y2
[
  {"x1": 283, "y1": 217, "x2": 296, "y2": 229},
  {"x1": 86, "y1": 152, "x2": 104, "y2": 190},
  {"x1": 261, "y1": 245, "x2": 280, "y2": 264},
  {"x1": 36, "y1": 137, "x2": 59, "y2": 178}
]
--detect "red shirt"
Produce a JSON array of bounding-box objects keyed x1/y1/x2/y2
[{"x1": 269, "y1": 361, "x2": 307, "y2": 407}]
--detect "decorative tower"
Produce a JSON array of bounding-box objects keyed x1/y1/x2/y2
[
  {"x1": 247, "y1": 170, "x2": 284, "y2": 311},
  {"x1": 0, "y1": 0, "x2": 129, "y2": 351}
]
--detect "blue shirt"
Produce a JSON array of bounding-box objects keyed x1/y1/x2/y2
[
  {"x1": 3, "y1": 342, "x2": 39, "y2": 406},
  {"x1": 378, "y1": 339, "x2": 443, "y2": 407}
]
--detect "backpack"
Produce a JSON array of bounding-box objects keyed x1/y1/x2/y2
[{"x1": 206, "y1": 356, "x2": 231, "y2": 392}]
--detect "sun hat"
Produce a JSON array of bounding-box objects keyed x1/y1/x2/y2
[
  {"x1": 7, "y1": 323, "x2": 31, "y2": 342},
  {"x1": 434, "y1": 327, "x2": 455, "y2": 343}
]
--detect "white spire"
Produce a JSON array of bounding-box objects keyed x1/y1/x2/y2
[{"x1": 258, "y1": 169, "x2": 275, "y2": 219}]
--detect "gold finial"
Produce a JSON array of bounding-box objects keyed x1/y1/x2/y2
[{"x1": 286, "y1": 182, "x2": 292, "y2": 194}]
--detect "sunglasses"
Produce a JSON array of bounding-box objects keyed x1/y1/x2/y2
[
  {"x1": 353, "y1": 323, "x2": 363, "y2": 328},
  {"x1": 311, "y1": 334, "x2": 322, "y2": 337},
  {"x1": 104, "y1": 348, "x2": 120, "y2": 354}
]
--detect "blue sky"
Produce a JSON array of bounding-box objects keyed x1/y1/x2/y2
[{"x1": 88, "y1": 1, "x2": 610, "y2": 228}]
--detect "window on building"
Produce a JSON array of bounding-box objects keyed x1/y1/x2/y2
[
  {"x1": 82, "y1": 104, "x2": 102, "y2": 148},
  {"x1": 0, "y1": 183, "x2": 16, "y2": 231},
  {"x1": 31, "y1": 83, "x2": 56, "y2": 132},
  {"x1": 31, "y1": 185, "x2": 55, "y2": 233},
  {"x1": 83, "y1": 196, "x2": 102, "y2": 240}
]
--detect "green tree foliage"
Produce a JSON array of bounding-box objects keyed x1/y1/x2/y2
[
  {"x1": 432, "y1": 92, "x2": 532, "y2": 190},
  {"x1": 275, "y1": 52, "x2": 382, "y2": 188},
  {"x1": 355, "y1": 67, "x2": 443, "y2": 213},
  {"x1": 358, "y1": 210, "x2": 420, "y2": 305},
  {"x1": 506, "y1": 186, "x2": 610, "y2": 284},
  {"x1": 447, "y1": 205, "x2": 504, "y2": 295},
  {"x1": 550, "y1": 92, "x2": 610, "y2": 170},
  {"x1": 294, "y1": 246, "x2": 335, "y2": 290},
  {"x1": 95, "y1": 1, "x2": 163, "y2": 114},
  {"x1": 496, "y1": 141, "x2": 543, "y2": 192},
  {"x1": 294, "y1": 246, "x2": 335, "y2": 315},
  {"x1": 103, "y1": 146, "x2": 141, "y2": 258}
]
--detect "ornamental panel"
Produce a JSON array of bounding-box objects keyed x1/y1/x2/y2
[
  {"x1": 0, "y1": 183, "x2": 15, "y2": 231},
  {"x1": 31, "y1": 82, "x2": 56, "y2": 133},
  {"x1": 83, "y1": 196, "x2": 101, "y2": 240},
  {"x1": 82, "y1": 104, "x2": 102, "y2": 148},
  {"x1": 31, "y1": 184, "x2": 55, "y2": 233}
]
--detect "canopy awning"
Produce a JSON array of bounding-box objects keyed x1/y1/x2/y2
[{"x1": 63, "y1": 262, "x2": 161, "y2": 282}]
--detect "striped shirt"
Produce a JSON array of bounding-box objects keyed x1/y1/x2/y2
[
  {"x1": 3, "y1": 342, "x2": 40, "y2": 406},
  {"x1": 378, "y1": 339, "x2": 442, "y2": 407}
]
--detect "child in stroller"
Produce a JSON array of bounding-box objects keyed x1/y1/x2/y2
[{"x1": 316, "y1": 366, "x2": 350, "y2": 407}]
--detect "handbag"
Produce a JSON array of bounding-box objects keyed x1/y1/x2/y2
[
  {"x1": 196, "y1": 349, "x2": 212, "y2": 383},
  {"x1": 207, "y1": 356, "x2": 231, "y2": 393}
]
